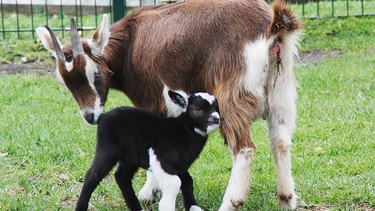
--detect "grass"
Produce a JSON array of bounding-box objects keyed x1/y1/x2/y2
[{"x1": 0, "y1": 15, "x2": 375, "y2": 211}]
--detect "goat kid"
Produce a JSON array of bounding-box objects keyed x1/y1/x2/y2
[{"x1": 75, "y1": 91, "x2": 220, "y2": 211}]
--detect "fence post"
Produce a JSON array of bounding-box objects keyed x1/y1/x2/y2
[{"x1": 113, "y1": 0, "x2": 125, "y2": 23}]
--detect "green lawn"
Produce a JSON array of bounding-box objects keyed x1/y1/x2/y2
[{"x1": 0, "y1": 17, "x2": 374, "y2": 210}]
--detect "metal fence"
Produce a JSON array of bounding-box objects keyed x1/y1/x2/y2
[
  {"x1": 0, "y1": 0, "x2": 113, "y2": 39},
  {"x1": 0, "y1": 0, "x2": 374, "y2": 40},
  {"x1": 298, "y1": 0, "x2": 375, "y2": 18}
]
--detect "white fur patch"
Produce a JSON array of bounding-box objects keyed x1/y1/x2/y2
[
  {"x1": 65, "y1": 61, "x2": 74, "y2": 72},
  {"x1": 243, "y1": 37, "x2": 273, "y2": 98},
  {"x1": 93, "y1": 96, "x2": 104, "y2": 122},
  {"x1": 206, "y1": 124, "x2": 220, "y2": 135},
  {"x1": 194, "y1": 124, "x2": 219, "y2": 137},
  {"x1": 84, "y1": 54, "x2": 99, "y2": 90},
  {"x1": 194, "y1": 92, "x2": 216, "y2": 105},
  {"x1": 211, "y1": 112, "x2": 220, "y2": 121},
  {"x1": 149, "y1": 148, "x2": 181, "y2": 211},
  {"x1": 194, "y1": 128, "x2": 206, "y2": 136},
  {"x1": 163, "y1": 84, "x2": 188, "y2": 117},
  {"x1": 283, "y1": 31, "x2": 302, "y2": 61}
]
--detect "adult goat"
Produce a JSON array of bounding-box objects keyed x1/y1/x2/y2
[{"x1": 36, "y1": 0, "x2": 302, "y2": 209}]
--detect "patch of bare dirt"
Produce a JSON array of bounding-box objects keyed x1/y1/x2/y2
[
  {"x1": 297, "y1": 50, "x2": 342, "y2": 66},
  {"x1": 297, "y1": 203, "x2": 375, "y2": 211},
  {"x1": 0, "y1": 63, "x2": 54, "y2": 75},
  {"x1": 0, "y1": 50, "x2": 341, "y2": 75}
]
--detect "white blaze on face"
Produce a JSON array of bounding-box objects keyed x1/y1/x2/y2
[
  {"x1": 80, "y1": 55, "x2": 103, "y2": 123},
  {"x1": 84, "y1": 54, "x2": 99, "y2": 91}
]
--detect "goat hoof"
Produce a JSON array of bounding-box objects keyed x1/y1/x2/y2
[
  {"x1": 138, "y1": 191, "x2": 156, "y2": 203},
  {"x1": 278, "y1": 193, "x2": 297, "y2": 210},
  {"x1": 189, "y1": 205, "x2": 203, "y2": 211},
  {"x1": 231, "y1": 199, "x2": 244, "y2": 208}
]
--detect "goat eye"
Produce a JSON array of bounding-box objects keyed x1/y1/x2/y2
[
  {"x1": 95, "y1": 71, "x2": 101, "y2": 79},
  {"x1": 191, "y1": 104, "x2": 202, "y2": 110},
  {"x1": 65, "y1": 53, "x2": 73, "y2": 63}
]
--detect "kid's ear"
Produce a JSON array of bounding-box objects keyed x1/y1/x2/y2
[{"x1": 168, "y1": 90, "x2": 188, "y2": 109}]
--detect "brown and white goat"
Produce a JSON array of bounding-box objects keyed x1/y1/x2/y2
[{"x1": 37, "y1": 0, "x2": 302, "y2": 209}]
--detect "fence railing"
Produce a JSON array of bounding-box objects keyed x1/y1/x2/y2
[
  {"x1": 0, "y1": 0, "x2": 374, "y2": 40},
  {"x1": 296, "y1": 0, "x2": 375, "y2": 18}
]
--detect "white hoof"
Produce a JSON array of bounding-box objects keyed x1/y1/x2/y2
[
  {"x1": 189, "y1": 205, "x2": 203, "y2": 211},
  {"x1": 138, "y1": 187, "x2": 156, "y2": 202}
]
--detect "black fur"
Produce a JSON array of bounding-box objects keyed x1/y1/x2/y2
[{"x1": 75, "y1": 92, "x2": 220, "y2": 211}]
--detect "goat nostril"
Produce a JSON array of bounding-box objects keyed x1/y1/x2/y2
[
  {"x1": 83, "y1": 112, "x2": 95, "y2": 124},
  {"x1": 208, "y1": 116, "x2": 220, "y2": 125}
]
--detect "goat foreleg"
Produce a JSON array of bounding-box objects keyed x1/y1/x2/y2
[
  {"x1": 149, "y1": 149, "x2": 181, "y2": 211},
  {"x1": 138, "y1": 170, "x2": 159, "y2": 202}
]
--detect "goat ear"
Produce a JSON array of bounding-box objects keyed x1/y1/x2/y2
[
  {"x1": 36, "y1": 27, "x2": 63, "y2": 59},
  {"x1": 168, "y1": 90, "x2": 188, "y2": 109},
  {"x1": 89, "y1": 14, "x2": 110, "y2": 56}
]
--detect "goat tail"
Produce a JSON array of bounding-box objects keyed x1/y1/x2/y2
[
  {"x1": 268, "y1": 0, "x2": 302, "y2": 65},
  {"x1": 267, "y1": 0, "x2": 302, "y2": 89},
  {"x1": 269, "y1": 0, "x2": 302, "y2": 37}
]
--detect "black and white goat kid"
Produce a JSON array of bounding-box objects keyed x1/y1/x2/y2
[{"x1": 75, "y1": 91, "x2": 220, "y2": 211}]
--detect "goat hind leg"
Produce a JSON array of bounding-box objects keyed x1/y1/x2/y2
[
  {"x1": 269, "y1": 117, "x2": 297, "y2": 210},
  {"x1": 75, "y1": 155, "x2": 117, "y2": 211},
  {"x1": 267, "y1": 58, "x2": 298, "y2": 210},
  {"x1": 115, "y1": 163, "x2": 142, "y2": 211}
]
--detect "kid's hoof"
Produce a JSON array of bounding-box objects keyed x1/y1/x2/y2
[
  {"x1": 138, "y1": 190, "x2": 156, "y2": 203},
  {"x1": 189, "y1": 205, "x2": 203, "y2": 211}
]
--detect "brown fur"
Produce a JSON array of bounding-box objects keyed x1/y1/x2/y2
[
  {"x1": 269, "y1": 0, "x2": 302, "y2": 37},
  {"x1": 103, "y1": 0, "x2": 274, "y2": 153},
  {"x1": 59, "y1": 0, "x2": 301, "y2": 154}
]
